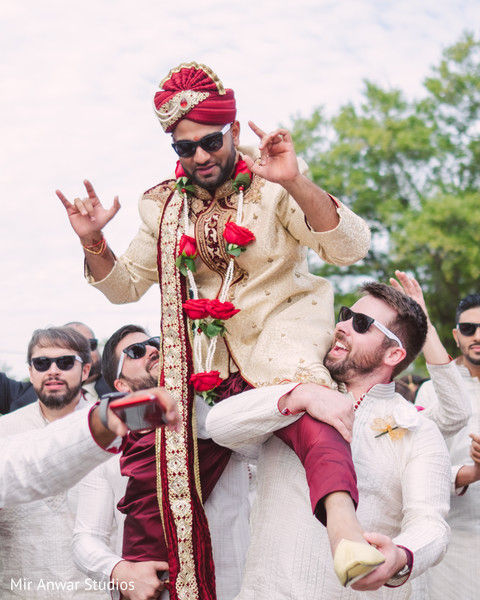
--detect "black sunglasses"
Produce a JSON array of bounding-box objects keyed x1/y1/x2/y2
[
  {"x1": 31, "y1": 355, "x2": 83, "y2": 372},
  {"x1": 457, "y1": 322, "x2": 480, "y2": 336},
  {"x1": 89, "y1": 338, "x2": 98, "y2": 351},
  {"x1": 171, "y1": 124, "x2": 230, "y2": 158},
  {"x1": 338, "y1": 306, "x2": 403, "y2": 348},
  {"x1": 117, "y1": 336, "x2": 161, "y2": 378}
]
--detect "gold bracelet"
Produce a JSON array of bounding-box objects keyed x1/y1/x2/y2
[
  {"x1": 82, "y1": 236, "x2": 105, "y2": 250},
  {"x1": 83, "y1": 238, "x2": 107, "y2": 255}
]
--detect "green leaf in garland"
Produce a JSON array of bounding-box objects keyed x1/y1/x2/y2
[
  {"x1": 233, "y1": 172, "x2": 252, "y2": 193},
  {"x1": 204, "y1": 320, "x2": 226, "y2": 338},
  {"x1": 201, "y1": 389, "x2": 218, "y2": 406},
  {"x1": 184, "y1": 257, "x2": 197, "y2": 273},
  {"x1": 226, "y1": 243, "x2": 246, "y2": 257},
  {"x1": 175, "y1": 256, "x2": 188, "y2": 277},
  {"x1": 175, "y1": 177, "x2": 196, "y2": 195}
]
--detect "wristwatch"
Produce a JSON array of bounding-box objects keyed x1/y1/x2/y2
[
  {"x1": 98, "y1": 392, "x2": 126, "y2": 429},
  {"x1": 393, "y1": 564, "x2": 411, "y2": 579}
]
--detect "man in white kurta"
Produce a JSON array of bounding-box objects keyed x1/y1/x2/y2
[
  {"x1": 416, "y1": 293, "x2": 480, "y2": 600},
  {"x1": 207, "y1": 283, "x2": 451, "y2": 599},
  {"x1": 0, "y1": 327, "x2": 106, "y2": 599}
]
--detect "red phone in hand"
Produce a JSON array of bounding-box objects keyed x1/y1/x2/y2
[{"x1": 106, "y1": 392, "x2": 166, "y2": 432}]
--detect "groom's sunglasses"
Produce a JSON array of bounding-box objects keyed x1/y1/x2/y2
[
  {"x1": 338, "y1": 306, "x2": 403, "y2": 348},
  {"x1": 172, "y1": 124, "x2": 230, "y2": 158}
]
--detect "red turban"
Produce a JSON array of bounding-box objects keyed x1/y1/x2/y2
[{"x1": 153, "y1": 62, "x2": 236, "y2": 133}]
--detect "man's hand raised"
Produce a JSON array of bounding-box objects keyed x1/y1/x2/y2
[
  {"x1": 243, "y1": 121, "x2": 300, "y2": 185},
  {"x1": 56, "y1": 179, "x2": 120, "y2": 243}
]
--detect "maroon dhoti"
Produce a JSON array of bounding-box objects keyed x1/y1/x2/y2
[{"x1": 276, "y1": 414, "x2": 358, "y2": 525}]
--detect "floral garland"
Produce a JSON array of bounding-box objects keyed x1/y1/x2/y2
[{"x1": 174, "y1": 158, "x2": 255, "y2": 404}]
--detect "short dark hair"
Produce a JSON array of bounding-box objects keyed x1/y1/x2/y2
[
  {"x1": 27, "y1": 327, "x2": 91, "y2": 365},
  {"x1": 455, "y1": 293, "x2": 480, "y2": 323},
  {"x1": 102, "y1": 325, "x2": 148, "y2": 389},
  {"x1": 360, "y1": 282, "x2": 428, "y2": 377}
]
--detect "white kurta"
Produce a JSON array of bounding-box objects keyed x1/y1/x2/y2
[
  {"x1": 72, "y1": 396, "x2": 251, "y2": 600},
  {"x1": 0, "y1": 408, "x2": 112, "y2": 508},
  {"x1": 0, "y1": 399, "x2": 108, "y2": 599},
  {"x1": 416, "y1": 362, "x2": 480, "y2": 600},
  {"x1": 206, "y1": 382, "x2": 451, "y2": 600}
]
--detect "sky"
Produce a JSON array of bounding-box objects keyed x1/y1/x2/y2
[{"x1": 1, "y1": 0, "x2": 479, "y2": 378}]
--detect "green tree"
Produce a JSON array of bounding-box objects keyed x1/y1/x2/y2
[{"x1": 292, "y1": 32, "x2": 480, "y2": 355}]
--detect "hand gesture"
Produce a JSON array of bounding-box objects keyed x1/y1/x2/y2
[
  {"x1": 56, "y1": 179, "x2": 120, "y2": 240},
  {"x1": 111, "y1": 559, "x2": 169, "y2": 600},
  {"x1": 351, "y1": 532, "x2": 408, "y2": 591},
  {"x1": 389, "y1": 270, "x2": 429, "y2": 318},
  {"x1": 243, "y1": 121, "x2": 300, "y2": 185}
]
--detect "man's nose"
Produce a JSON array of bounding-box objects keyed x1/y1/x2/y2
[
  {"x1": 335, "y1": 319, "x2": 352, "y2": 334},
  {"x1": 193, "y1": 145, "x2": 211, "y2": 163},
  {"x1": 47, "y1": 361, "x2": 61, "y2": 375}
]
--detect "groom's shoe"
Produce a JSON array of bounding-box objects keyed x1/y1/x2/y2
[{"x1": 333, "y1": 539, "x2": 386, "y2": 587}]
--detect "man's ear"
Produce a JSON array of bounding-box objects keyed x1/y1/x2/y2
[
  {"x1": 383, "y1": 346, "x2": 407, "y2": 370},
  {"x1": 114, "y1": 378, "x2": 131, "y2": 394},
  {"x1": 231, "y1": 120, "x2": 240, "y2": 147},
  {"x1": 81, "y1": 363, "x2": 91, "y2": 383},
  {"x1": 452, "y1": 328, "x2": 460, "y2": 347}
]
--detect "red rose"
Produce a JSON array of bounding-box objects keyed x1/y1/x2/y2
[
  {"x1": 207, "y1": 299, "x2": 240, "y2": 320},
  {"x1": 183, "y1": 299, "x2": 210, "y2": 320},
  {"x1": 175, "y1": 161, "x2": 187, "y2": 179},
  {"x1": 178, "y1": 234, "x2": 197, "y2": 258},
  {"x1": 233, "y1": 158, "x2": 252, "y2": 181},
  {"x1": 223, "y1": 222, "x2": 256, "y2": 246},
  {"x1": 190, "y1": 370, "x2": 223, "y2": 392}
]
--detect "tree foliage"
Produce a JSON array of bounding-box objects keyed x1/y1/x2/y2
[{"x1": 292, "y1": 32, "x2": 480, "y2": 355}]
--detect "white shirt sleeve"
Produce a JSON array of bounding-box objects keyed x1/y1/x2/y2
[
  {"x1": 393, "y1": 419, "x2": 451, "y2": 578},
  {"x1": 417, "y1": 362, "x2": 471, "y2": 437},
  {"x1": 205, "y1": 383, "x2": 301, "y2": 458},
  {"x1": 0, "y1": 409, "x2": 111, "y2": 508},
  {"x1": 73, "y1": 460, "x2": 123, "y2": 583}
]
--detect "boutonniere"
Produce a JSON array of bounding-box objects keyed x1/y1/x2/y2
[{"x1": 371, "y1": 405, "x2": 420, "y2": 441}]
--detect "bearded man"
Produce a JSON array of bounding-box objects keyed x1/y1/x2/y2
[
  {"x1": 0, "y1": 327, "x2": 103, "y2": 599},
  {"x1": 206, "y1": 283, "x2": 452, "y2": 599},
  {"x1": 57, "y1": 62, "x2": 372, "y2": 598}
]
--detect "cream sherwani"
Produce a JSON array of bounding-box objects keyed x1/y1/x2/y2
[
  {"x1": 416, "y1": 362, "x2": 480, "y2": 600},
  {"x1": 87, "y1": 150, "x2": 370, "y2": 387},
  {"x1": 206, "y1": 382, "x2": 451, "y2": 600},
  {"x1": 0, "y1": 399, "x2": 108, "y2": 599}
]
